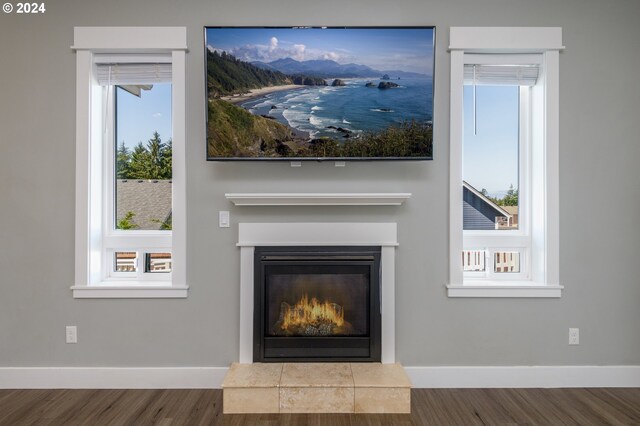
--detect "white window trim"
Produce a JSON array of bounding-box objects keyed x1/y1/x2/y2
[
  {"x1": 447, "y1": 27, "x2": 564, "y2": 298},
  {"x1": 71, "y1": 27, "x2": 188, "y2": 298}
]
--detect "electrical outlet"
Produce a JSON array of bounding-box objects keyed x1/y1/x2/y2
[
  {"x1": 569, "y1": 328, "x2": 579, "y2": 345},
  {"x1": 219, "y1": 211, "x2": 230, "y2": 228},
  {"x1": 66, "y1": 326, "x2": 77, "y2": 344}
]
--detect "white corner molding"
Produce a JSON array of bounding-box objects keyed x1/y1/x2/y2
[{"x1": 225, "y1": 193, "x2": 411, "y2": 206}]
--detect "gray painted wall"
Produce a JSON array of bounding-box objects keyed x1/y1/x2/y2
[{"x1": 1, "y1": 0, "x2": 639, "y2": 368}]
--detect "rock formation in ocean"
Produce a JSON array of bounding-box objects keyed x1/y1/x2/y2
[
  {"x1": 331, "y1": 79, "x2": 346, "y2": 87},
  {"x1": 292, "y1": 75, "x2": 327, "y2": 86},
  {"x1": 378, "y1": 81, "x2": 400, "y2": 89}
]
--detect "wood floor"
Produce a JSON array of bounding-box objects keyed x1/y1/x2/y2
[{"x1": 0, "y1": 388, "x2": 639, "y2": 425}]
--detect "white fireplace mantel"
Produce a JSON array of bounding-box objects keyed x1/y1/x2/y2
[
  {"x1": 226, "y1": 192, "x2": 411, "y2": 206},
  {"x1": 238, "y1": 222, "x2": 397, "y2": 364}
]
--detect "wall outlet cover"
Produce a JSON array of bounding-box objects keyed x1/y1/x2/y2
[
  {"x1": 66, "y1": 326, "x2": 77, "y2": 344},
  {"x1": 569, "y1": 328, "x2": 579, "y2": 345}
]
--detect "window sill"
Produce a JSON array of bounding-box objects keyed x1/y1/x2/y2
[
  {"x1": 70, "y1": 283, "x2": 189, "y2": 299},
  {"x1": 446, "y1": 282, "x2": 563, "y2": 298}
]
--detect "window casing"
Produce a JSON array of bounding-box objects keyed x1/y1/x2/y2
[
  {"x1": 72, "y1": 27, "x2": 187, "y2": 298},
  {"x1": 447, "y1": 27, "x2": 563, "y2": 298}
]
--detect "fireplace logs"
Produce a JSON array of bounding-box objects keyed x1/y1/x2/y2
[{"x1": 271, "y1": 294, "x2": 354, "y2": 336}]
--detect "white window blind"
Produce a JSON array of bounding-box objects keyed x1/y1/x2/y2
[
  {"x1": 94, "y1": 54, "x2": 172, "y2": 86},
  {"x1": 463, "y1": 54, "x2": 542, "y2": 86}
]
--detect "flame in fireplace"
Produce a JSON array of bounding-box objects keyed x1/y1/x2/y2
[{"x1": 280, "y1": 294, "x2": 345, "y2": 330}]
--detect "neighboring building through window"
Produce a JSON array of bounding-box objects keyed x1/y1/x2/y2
[
  {"x1": 463, "y1": 181, "x2": 513, "y2": 231},
  {"x1": 463, "y1": 83, "x2": 520, "y2": 232},
  {"x1": 115, "y1": 84, "x2": 173, "y2": 232}
]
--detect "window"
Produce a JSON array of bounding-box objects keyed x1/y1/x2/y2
[
  {"x1": 461, "y1": 56, "x2": 535, "y2": 282},
  {"x1": 115, "y1": 84, "x2": 173, "y2": 231},
  {"x1": 72, "y1": 27, "x2": 187, "y2": 298},
  {"x1": 447, "y1": 27, "x2": 563, "y2": 298}
]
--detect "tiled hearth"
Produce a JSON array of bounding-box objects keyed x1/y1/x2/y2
[
  {"x1": 228, "y1": 222, "x2": 405, "y2": 413},
  {"x1": 222, "y1": 362, "x2": 411, "y2": 414}
]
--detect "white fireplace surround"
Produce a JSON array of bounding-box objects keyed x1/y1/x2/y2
[{"x1": 238, "y1": 222, "x2": 398, "y2": 364}]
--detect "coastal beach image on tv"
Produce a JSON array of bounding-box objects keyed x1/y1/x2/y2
[{"x1": 205, "y1": 27, "x2": 434, "y2": 160}]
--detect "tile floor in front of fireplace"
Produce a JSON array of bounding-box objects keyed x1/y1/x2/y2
[{"x1": 222, "y1": 362, "x2": 411, "y2": 414}]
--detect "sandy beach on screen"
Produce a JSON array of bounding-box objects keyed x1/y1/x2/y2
[{"x1": 221, "y1": 84, "x2": 307, "y2": 104}]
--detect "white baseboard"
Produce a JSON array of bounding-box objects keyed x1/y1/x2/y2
[
  {"x1": 1, "y1": 365, "x2": 639, "y2": 389},
  {"x1": 405, "y1": 366, "x2": 640, "y2": 388},
  {"x1": 0, "y1": 367, "x2": 228, "y2": 389}
]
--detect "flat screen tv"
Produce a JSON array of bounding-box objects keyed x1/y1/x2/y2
[{"x1": 204, "y1": 26, "x2": 434, "y2": 161}]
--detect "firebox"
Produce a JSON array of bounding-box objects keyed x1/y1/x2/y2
[{"x1": 254, "y1": 246, "x2": 381, "y2": 362}]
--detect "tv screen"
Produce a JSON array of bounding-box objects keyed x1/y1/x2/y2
[{"x1": 204, "y1": 27, "x2": 434, "y2": 161}]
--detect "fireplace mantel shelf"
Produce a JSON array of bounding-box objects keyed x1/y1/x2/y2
[{"x1": 225, "y1": 193, "x2": 411, "y2": 206}]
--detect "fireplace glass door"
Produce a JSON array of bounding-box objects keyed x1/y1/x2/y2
[{"x1": 254, "y1": 247, "x2": 381, "y2": 362}]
